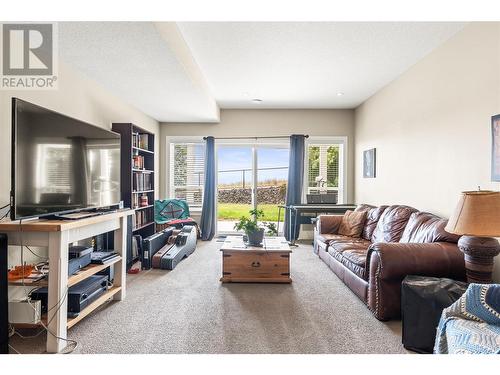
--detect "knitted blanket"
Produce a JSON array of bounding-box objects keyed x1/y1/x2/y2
[{"x1": 434, "y1": 283, "x2": 500, "y2": 354}]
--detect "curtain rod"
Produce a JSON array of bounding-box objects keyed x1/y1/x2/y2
[{"x1": 202, "y1": 135, "x2": 309, "y2": 140}]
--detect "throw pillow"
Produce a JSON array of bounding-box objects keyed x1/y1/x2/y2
[{"x1": 338, "y1": 210, "x2": 368, "y2": 238}]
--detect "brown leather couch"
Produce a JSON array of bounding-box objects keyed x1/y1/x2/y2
[{"x1": 313, "y1": 204, "x2": 466, "y2": 321}]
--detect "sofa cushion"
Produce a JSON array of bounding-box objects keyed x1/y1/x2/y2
[
  {"x1": 338, "y1": 210, "x2": 367, "y2": 237},
  {"x1": 316, "y1": 233, "x2": 353, "y2": 245},
  {"x1": 356, "y1": 204, "x2": 389, "y2": 241},
  {"x1": 371, "y1": 205, "x2": 418, "y2": 243},
  {"x1": 399, "y1": 212, "x2": 460, "y2": 244},
  {"x1": 328, "y1": 240, "x2": 370, "y2": 279}
]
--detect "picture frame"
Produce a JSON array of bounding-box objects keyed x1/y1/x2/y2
[
  {"x1": 363, "y1": 148, "x2": 376, "y2": 178},
  {"x1": 492, "y1": 115, "x2": 500, "y2": 181}
]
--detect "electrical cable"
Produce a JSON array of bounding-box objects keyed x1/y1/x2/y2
[
  {"x1": 0, "y1": 208, "x2": 10, "y2": 220},
  {"x1": 8, "y1": 219, "x2": 79, "y2": 354},
  {"x1": 23, "y1": 245, "x2": 49, "y2": 260}
]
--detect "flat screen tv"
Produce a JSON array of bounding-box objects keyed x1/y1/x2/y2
[{"x1": 11, "y1": 98, "x2": 121, "y2": 220}]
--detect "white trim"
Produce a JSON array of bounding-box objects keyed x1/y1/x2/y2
[
  {"x1": 214, "y1": 140, "x2": 290, "y2": 236},
  {"x1": 167, "y1": 136, "x2": 206, "y2": 208},
  {"x1": 304, "y1": 136, "x2": 348, "y2": 204}
]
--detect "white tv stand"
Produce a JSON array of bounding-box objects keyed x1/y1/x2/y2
[{"x1": 0, "y1": 209, "x2": 134, "y2": 353}]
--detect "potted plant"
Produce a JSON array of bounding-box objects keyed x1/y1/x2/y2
[{"x1": 233, "y1": 209, "x2": 278, "y2": 246}]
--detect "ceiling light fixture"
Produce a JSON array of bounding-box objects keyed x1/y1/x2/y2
[{"x1": 337, "y1": 92, "x2": 345, "y2": 96}]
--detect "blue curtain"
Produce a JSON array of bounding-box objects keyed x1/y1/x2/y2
[
  {"x1": 284, "y1": 134, "x2": 306, "y2": 241},
  {"x1": 200, "y1": 136, "x2": 216, "y2": 240}
]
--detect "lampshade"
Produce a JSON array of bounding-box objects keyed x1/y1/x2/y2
[{"x1": 445, "y1": 190, "x2": 500, "y2": 236}]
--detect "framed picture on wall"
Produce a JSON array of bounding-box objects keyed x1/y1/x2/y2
[
  {"x1": 492, "y1": 115, "x2": 500, "y2": 181},
  {"x1": 363, "y1": 148, "x2": 376, "y2": 178}
]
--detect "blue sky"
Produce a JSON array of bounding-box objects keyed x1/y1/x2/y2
[{"x1": 218, "y1": 147, "x2": 289, "y2": 184}]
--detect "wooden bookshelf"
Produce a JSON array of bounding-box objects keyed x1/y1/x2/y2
[{"x1": 112, "y1": 123, "x2": 156, "y2": 240}]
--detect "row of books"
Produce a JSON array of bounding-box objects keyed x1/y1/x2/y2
[
  {"x1": 133, "y1": 173, "x2": 153, "y2": 192},
  {"x1": 133, "y1": 154, "x2": 145, "y2": 169},
  {"x1": 133, "y1": 133, "x2": 149, "y2": 150},
  {"x1": 134, "y1": 209, "x2": 152, "y2": 229},
  {"x1": 132, "y1": 194, "x2": 150, "y2": 209}
]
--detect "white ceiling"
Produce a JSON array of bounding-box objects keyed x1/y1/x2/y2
[
  {"x1": 59, "y1": 22, "x2": 219, "y2": 122},
  {"x1": 59, "y1": 22, "x2": 466, "y2": 122},
  {"x1": 177, "y1": 22, "x2": 466, "y2": 109}
]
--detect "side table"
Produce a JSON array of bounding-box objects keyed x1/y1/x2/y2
[{"x1": 401, "y1": 275, "x2": 467, "y2": 353}]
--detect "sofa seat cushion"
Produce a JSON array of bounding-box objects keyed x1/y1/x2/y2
[
  {"x1": 316, "y1": 233, "x2": 353, "y2": 244},
  {"x1": 327, "y1": 241, "x2": 370, "y2": 279},
  {"x1": 371, "y1": 205, "x2": 418, "y2": 243},
  {"x1": 399, "y1": 211, "x2": 460, "y2": 244}
]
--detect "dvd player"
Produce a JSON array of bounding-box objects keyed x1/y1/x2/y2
[{"x1": 30, "y1": 275, "x2": 108, "y2": 318}]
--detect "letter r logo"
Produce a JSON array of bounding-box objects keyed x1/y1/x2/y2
[{"x1": 2, "y1": 24, "x2": 53, "y2": 76}]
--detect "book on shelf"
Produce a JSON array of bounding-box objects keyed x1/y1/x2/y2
[
  {"x1": 133, "y1": 154, "x2": 145, "y2": 169},
  {"x1": 132, "y1": 133, "x2": 149, "y2": 150},
  {"x1": 133, "y1": 173, "x2": 152, "y2": 191},
  {"x1": 132, "y1": 194, "x2": 150, "y2": 209},
  {"x1": 134, "y1": 209, "x2": 153, "y2": 230}
]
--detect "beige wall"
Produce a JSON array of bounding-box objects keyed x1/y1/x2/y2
[
  {"x1": 1, "y1": 62, "x2": 159, "y2": 268},
  {"x1": 354, "y1": 22, "x2": 500, "y2": 281},
  {"x1": 160, "y1": 109, "x2": 355, "y2": 202}
]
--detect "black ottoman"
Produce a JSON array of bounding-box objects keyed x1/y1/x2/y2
[{"x1": 401, "y1": 275, "x2": 467, "y2": 353}]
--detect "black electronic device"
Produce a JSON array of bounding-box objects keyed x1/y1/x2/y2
[
  {"x1": 11, "y1": 98, "x2": 121, "y2": 220},
  {"x1": 91, "y1": 251, "x2": 119, "y2": 264},
  {"x1": 68, "y1": 245, "x2": 93, "y2": 276},
  {"x1": 69, "y1": 245, "x2": 93, "y2": 259},
  {"x1": 30, "y1": 275, "x2": 108, "y2": 318}
]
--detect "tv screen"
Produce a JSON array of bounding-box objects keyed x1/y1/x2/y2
[{"x1": 11, "y1": 98, "x2": 121, "y2": 220}]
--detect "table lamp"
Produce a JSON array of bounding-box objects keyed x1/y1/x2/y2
[{"x1": 445, "y1": 190, "x2": 500, "y2": 283}]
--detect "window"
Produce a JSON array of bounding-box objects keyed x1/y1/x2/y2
[
  {"x1": 306, "y1": 139, "x2": 345, "y2": 203},
  {"x1": 35, "y1": 144, "x2": 72, "y2": 202},
  {"x1": 169, "y1": 142, "x2": 205, "y2": 208}
]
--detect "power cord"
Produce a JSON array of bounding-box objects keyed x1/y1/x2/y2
[{"x1": 8, "y1": 219, "x2": 79, "y2": 354}]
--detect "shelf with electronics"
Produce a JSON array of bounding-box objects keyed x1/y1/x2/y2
[
  {"x1": 0, "y1": 210, "x2": 133, "y2": 352},
  {"x1": 112, "y1": 123, "x2": 156, "y2": 244}
]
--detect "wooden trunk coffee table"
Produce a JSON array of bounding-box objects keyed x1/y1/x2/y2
[{"x1": 220, "y1": 236, "x2": 292, "y2": 283}]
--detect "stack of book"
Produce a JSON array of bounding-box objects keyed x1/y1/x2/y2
[
  {"x1": 132, "y1": 133, "x2": 149, "y2": 150},
  {"x1": 133, "y1": 173, "x2": 152, "y2": 191},
  {"x1": 133, "y1": 154, "x2": 145, "y2": 169},
  {"x1": 134, "y1": 209, "x2": 152, "y2": 229},
  {"x1": 132, "y1": 194, "x2": 149, "y2": 209}
]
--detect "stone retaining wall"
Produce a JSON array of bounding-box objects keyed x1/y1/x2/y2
[{"x1": 218, "y1": 185, "x2": 286, "y2": 204}]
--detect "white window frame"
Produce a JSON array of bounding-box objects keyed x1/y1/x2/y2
[
  {"x1": 303, "y1": 136, "x2": 348, "y2": 204},
  {"x1": 166, "y1": 136, "x2": 205, "y2": 211}
]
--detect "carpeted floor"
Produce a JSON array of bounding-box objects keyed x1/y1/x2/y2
[{"x1": 9, "y1": 240, "x2": 407, "y2": 354}]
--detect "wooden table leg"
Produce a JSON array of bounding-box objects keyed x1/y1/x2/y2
[
  {"x1": 46, "y1": 230, "x2": 69, "y2": 353},
  {"x1": 113, "y1": 216, "x2": 127, "y2": 301}
]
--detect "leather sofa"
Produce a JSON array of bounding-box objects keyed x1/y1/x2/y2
[{"x1": 313, "y1": 204, "x2": 466, "y2": 321}]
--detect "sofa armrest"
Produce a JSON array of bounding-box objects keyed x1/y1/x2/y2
[
  {"x1": 366, "y1": 242, "x2": 466, "y2": 320},
  {"x1": 317, "y1": 214, "x2": 343, "y2": 235}
]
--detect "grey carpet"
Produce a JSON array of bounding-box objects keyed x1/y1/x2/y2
[{"x1": 9, "y1": 240, "x2": 407, "y2": 354}]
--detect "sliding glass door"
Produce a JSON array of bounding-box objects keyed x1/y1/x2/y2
[
  {"x1": 217, "y1": 146, "x2": 254, "y2": 234},
  {"x1": 256, "y1": 146, "x2": 288, "y2": 229},
  {"x1": 216, "y1": 143, "x2": 289, "y2": 235}
]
